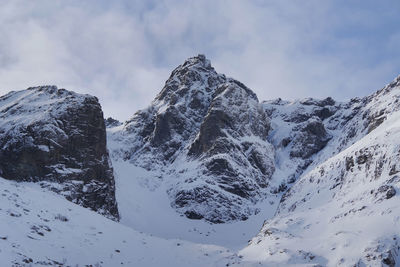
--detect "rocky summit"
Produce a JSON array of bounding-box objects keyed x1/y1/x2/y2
[
  {"x1": 0, "y1": 86, "x2": 119, "y2": 220},
  {"x1": 109, "y1": 55, "x2": 275, "y2": 223}
]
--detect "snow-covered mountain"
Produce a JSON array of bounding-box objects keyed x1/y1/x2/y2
[
  {"x1": 1, "y1": 55, "x2": 400, "y2": 266},
  {"x1": 108, "y1": 55, "x2": 275, "y2": 223}
]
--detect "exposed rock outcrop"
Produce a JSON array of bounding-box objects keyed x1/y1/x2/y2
[
  {"x1": 105, "y1": 117, "x2": 122, "y2": 128},
  {"x1": 0, "y1": 86, "x2": 119, "y2": 220}
]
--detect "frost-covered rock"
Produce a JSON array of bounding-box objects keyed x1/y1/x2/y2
[
  {"x1": 109, "y1": 55, "x2": 275, "y2": 223},
  {"x1": 105, "y1": 117, "x2": 122, "y2": 128},
  {"x1": 289, "y1": 116, "x2": 331, "y2": 159},
  {"x1": 262, "y1": 97, "x2": 339, "y2": 191},
  {"x1": 0, "y1": 86, "x2": 119, "y2": 220}
]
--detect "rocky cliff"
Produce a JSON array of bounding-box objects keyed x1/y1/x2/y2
[{"x1": 0, "y1": 86, "x2": 119, "y2": 220}]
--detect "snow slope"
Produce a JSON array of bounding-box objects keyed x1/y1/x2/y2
[
  {"x1": 0, "y1": 176, "x2": 237, "y2": 266},
  {"x1": 240, "y1": 78, "x2": 400, "y2": 266},
  {"x1": 111, "y1": 159, "x2": 279, "y2": 250}
]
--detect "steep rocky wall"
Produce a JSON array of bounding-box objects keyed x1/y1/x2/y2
[{"x1": 0, "y1": 86, "x2": 119, "y2": 220}]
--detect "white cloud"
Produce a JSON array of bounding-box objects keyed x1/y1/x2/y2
[{"x1": 0, "y1": 0, "x2": 399, "y2": 120}]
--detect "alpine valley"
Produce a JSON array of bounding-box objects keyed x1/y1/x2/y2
[{"x1": 1, "y1": 55, "x2": 400, "y2": 266}]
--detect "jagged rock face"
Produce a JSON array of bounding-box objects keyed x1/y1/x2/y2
[
  {"x1": 0, "y1": 86, "x2": 119, "y2": 220},
  {"x1": 105, "y1": 117, "x2": 122, "y2": 128},
  {"x1": 240, "y1": 77, "x2": 400, "y2": 266},
  {"x1": 289, "y1": 117, "x2": 331, "y2": 159},
  {"x1": 109, "y1": 55, "x2": 275, "y2": 223},
  {"x1": 261, "y1": 81, "x2": 400, "y2": 191},
  {"x1": 119, "y1": 54, "x2": 226, "y2": 168},
  {"x1": 174, "y1": 80, "x2": 275, "y2": 222},
  {"x1": 262, "y1": 97, "x2": 339, "y2": 189}
]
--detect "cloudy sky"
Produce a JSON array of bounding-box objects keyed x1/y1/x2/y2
[{"x1": 1, "y1": 1, "x2": 400, "y2": 120}]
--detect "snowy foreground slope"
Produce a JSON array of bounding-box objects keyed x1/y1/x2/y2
[
  {"x1": 0, "y1": 176, "x2": 236, "y2": 266},
  {"x1": 241, "y1": 117, "x2": 400, "y2": 265}
]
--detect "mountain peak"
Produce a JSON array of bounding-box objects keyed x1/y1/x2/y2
[
  {"x1": 155, "y1": 54, "x2": 222, "y2": 105},
  {"x1": 386, "y1": 73, "x2": 400, "y2": 90},
  {"x1": 181, "y1": 54, "x2": 212, "y2": 70},
  {"x1": 112, "y1": 53, "x2": 274, "y2": 223},
  {"x1": 166, "y1": 54, "x2": 215, "y2": 84},
  {"x1": 27, "y1": 85, "x2": 58, "y2": 92}
]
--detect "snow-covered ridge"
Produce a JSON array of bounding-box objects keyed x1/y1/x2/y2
[
  {"x1": 240, "y1": 76, "x2": 400, "y2": 266},
  {"x1": 0, "y1": 85, "x2": 91, "y2": 129}
]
